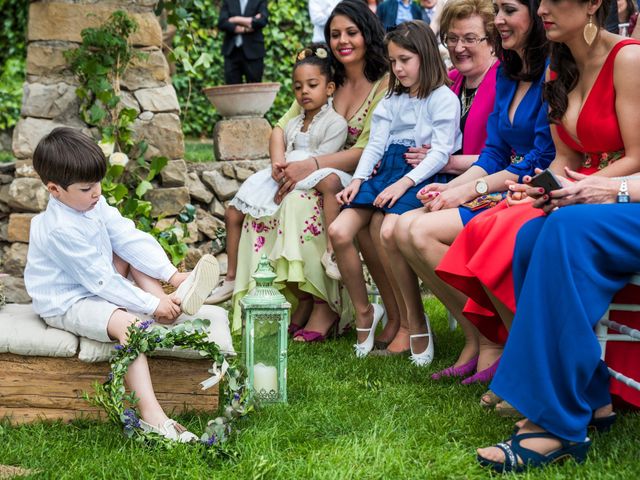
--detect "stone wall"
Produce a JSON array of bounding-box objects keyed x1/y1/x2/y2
[
  {"x1": 1, "y1": 0, "x2": 268, "y2": 302},
  {"x1": 0, "y1": 158, "x2": 270, "y2": 302}
]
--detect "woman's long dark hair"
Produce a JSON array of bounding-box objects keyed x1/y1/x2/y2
[
  {"x1": 494, "y1": 0, "x2": 548, "y2": 82},
  {"x1": 544, "y1": 0, "x2": 611, "y2": 123},
  {"x1": 324, "y1": 0, "x2": 387, "y2": 87}
]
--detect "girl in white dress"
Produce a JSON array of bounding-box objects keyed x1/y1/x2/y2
[{"x1": 211, "y1": 45, "x2": 349, "y2": 304}]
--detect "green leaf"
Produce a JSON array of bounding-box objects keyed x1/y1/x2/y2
[{"x1": 135, "y1": 180, "x2": 153, "y2": 198}]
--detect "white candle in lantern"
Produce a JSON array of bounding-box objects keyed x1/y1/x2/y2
[{"x1": 253, "y1": 363, "x2": 278, "y2": 393}]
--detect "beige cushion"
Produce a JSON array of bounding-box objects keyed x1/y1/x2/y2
[
  {"x1": 77, "y1": 304, "x2": 236, "y2": 362},
  {"x1": 0, "y1": 304, "x2": 78, "y2": 357}
]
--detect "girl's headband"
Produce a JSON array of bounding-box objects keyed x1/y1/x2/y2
[{"x1": 297, "y1": 47, "x2": 328, "y2": 61}]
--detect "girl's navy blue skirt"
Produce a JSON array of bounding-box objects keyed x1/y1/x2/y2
[{"x1": 347, "y1": 142, "x2": 454, "y2": 215}]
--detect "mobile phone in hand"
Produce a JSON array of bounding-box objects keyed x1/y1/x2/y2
[{"x1": 529, "y1": 169, "x2": 562, "y2": 193}]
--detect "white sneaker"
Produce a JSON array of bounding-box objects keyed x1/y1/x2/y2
[
  {"x1": 321, "y1": 251, "x2": 341, "y2": 281},
  {"x1": 140, "y1": 418, "x2": 198, "y2": 443},
  {"x1": 204, "y1": 278, "x2": 236, "y2": 305},
  {"x1": 174, "y1": 254, "x2": 220, "y2": 315}
]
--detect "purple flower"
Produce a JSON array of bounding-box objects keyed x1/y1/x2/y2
[
  {"x1": 114, "y1": 344, "x2": 124, "y2": 351},
  {"x1": 138, "y1": 319, "x2": 153, "y2": 330},
  {"x1": 107, "y1": 372, "x2": 113, "y2": 382},
  {"x1": 204, "y1": 434, "x2": 218, "y2": 446},
  {"x1": 233, "y1": 393, "x2": 240, "y2": 401},
  {"x1": 122, "y1": 408, "x2": 140, "y2": 429}
]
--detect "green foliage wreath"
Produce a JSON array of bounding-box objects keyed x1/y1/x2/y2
[{"x1": 90, "y1": 319, "x2": 252, "y2": 450}]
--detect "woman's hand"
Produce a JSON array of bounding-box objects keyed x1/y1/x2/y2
[
  {"x1": 336, "y1": 179, "x2": 362, "y2": 206},
  {"x1": 416, "y1": 182, "x2": 449, "y2": 205},
  {"x1": 273, "y1": 159, "x2": 315, "y2": 203},
  {"x1": 373, "y1": 177, "x2": 413, "y2": 208},
  {"x1": 505, "y1": 180, "x2": 534, "y2": 206},
  {"x1": 404, "y1": 144, "x2": 430, "y2": 168},
  {"x1": 427, "y1": 183, "x2": 476, "y2": 211},
  {"x1": 279, "y1": 158, "x2": 316, "y2": 184},
  {"x1": 542, "y1": 168, "x2": 618, "y2": 213}
]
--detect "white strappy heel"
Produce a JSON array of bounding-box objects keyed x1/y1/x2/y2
[
  {"x1": 409, "y1": 316, "x2": 434, "y2": 366},
  {"x1": 353, "y1": 303, "x2": 384, "y2": 358}
]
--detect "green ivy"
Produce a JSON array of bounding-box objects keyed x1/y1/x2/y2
[
  {"x1": 167, "y1": 0, "x2": 312, "y2": 137},
  {"x1": 66, "y1": 11, "x2": 193, "y2": 266},
  {"x1": 0, "y1": 0, "x2": 27, "y2": 132},
  {"x1": 0, "y1": 0, "x2": 313, "y2": 138}
]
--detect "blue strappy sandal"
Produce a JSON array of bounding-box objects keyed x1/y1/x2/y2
[{"x1": 477, "y1": 432, "x2": 591, "y2": 473}]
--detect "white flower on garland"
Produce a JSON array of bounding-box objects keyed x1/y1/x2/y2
[
  {"x1": 109, "y1": 152, "x2": 129, "y2": 168},
  {"x1": 98, "y1": 140, "x2": 115, "y2": 157}
]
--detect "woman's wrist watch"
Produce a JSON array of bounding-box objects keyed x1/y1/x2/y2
[
  {"x1": 617, "y1": 178, "x2": 630, "y2": 203},
  {"x1": 474, "y1": 178, "x2": 489, "y2": 195}
]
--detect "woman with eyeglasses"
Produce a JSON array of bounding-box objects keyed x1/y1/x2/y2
[
  {"x1": 391, "y1": 0, "x2": 554, "y2": 381},
  {"x1": 373, "y1": 0, "x2": 499, "y2": 357}
]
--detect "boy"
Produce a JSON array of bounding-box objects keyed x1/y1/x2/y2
[{"x1": 25, "y1": 127, "x2": 219, "y2": 442}]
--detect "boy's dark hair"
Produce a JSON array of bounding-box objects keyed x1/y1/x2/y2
[
  {"x1": 385, "y1": 21, "x2": 450, "y2": 99},
  {"x1": 293, "y1": 43, "x2": 334, "y2": 82},
  {"x1": 33, "y1": 127, "x2": 107, "y2": 189}
]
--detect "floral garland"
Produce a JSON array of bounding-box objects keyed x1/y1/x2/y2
[{"x1": 89, "y1": 319, "x2": 252, "y2": 449}]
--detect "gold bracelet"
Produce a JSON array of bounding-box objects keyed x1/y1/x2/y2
[{"x1": 312, "y1": 156, "x2": 320, "y2": 170}]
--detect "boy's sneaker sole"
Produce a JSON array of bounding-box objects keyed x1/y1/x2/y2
[{"x1": 175, "y1": 254, "x2": 220, "y2": 315}]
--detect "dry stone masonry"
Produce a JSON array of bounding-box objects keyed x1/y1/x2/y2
[{"x1": 1, "y1": 0, "x2": 269, "y2": 302}]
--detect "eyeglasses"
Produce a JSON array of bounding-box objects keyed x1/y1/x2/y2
[{"x1": 443, "y1": 35, "x2": 488, "y2": 47}]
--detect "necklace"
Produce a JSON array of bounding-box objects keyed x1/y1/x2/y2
[{"x1": 460, "y1": 85, "x2": 478, "y2": 118}]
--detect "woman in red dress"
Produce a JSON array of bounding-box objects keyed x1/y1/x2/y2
[{"x1": 436, "y1": 0, "x2": 640, "y2": 410}]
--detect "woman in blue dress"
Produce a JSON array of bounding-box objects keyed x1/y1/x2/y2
[
  {"x1": 394, "y1": 0, "x2": 554, "y2": 380},
  {"x1": 475, "y1": 0, "x2": 640, "y2": 472}
]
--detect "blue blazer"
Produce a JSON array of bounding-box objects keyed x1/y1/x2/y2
[{"x1": 376, "y1": 0, "x2": 422, "y2": 32}]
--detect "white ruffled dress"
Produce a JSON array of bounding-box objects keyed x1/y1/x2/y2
[{"x1": 229, "y1": 102, "x2": 350, "y2": 218}]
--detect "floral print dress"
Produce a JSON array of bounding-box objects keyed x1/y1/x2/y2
[{"x1": 231, "y1": 79, "x2": 386, "y2": 332}]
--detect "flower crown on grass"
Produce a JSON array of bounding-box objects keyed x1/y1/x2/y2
[{"x1": 88, "y1": 319, "x2": 253, "y2": 454}]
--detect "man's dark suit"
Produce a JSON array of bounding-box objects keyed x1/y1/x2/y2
[{"x1": 218, "y1": 0, "x2": 269, "y2": 84}]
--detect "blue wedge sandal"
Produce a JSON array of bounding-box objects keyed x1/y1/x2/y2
[{"x1": 477, "y1": 431, "x2": 591, "y2": 473}]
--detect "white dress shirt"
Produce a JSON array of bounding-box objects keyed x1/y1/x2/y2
[
  {"x1": 353, "y1": 86, "x2": 462, "y2": 185},
  {"x1": 25, "y1": 196, "x2": 177, "y2": 318},
  {"x1": 234, "y1": 0, "x2": 249, "y2": 47},
  {"x1": 309, "y1": 0, "x2": 341, "y2": 43}
]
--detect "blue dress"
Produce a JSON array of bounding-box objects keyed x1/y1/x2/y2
[
  {"x1": 458, "y1": 65, "x2": 555, "y2": 224},
  {"x1": 348, "y1": 141, "x2": 454, "y2": 215}
]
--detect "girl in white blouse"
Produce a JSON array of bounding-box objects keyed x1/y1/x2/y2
[
  {"x1": 225, "y1": 44, "x2": 349, "y2": 284},
  {"x1": 329, "y1": 20, "x2": 461, "y2": 360}
]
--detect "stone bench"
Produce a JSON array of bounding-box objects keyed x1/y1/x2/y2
[{"x1": 0, "y1": 304, "x2": 235, "y2": 425}]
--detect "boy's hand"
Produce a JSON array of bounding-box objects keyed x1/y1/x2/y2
[{"x1": 154, "y1": 295, "x2": 181, "y2": 323}]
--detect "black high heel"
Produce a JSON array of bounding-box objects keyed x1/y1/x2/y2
[{"x1": 589, "y1": 412, "x2": 617, "y2": 433}]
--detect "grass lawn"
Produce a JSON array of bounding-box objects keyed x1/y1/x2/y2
[
  {"x1": 184, "y1": 139, "x2": 214, "y2": 163},
  {"x1": 1, "y1": 298, "x2": 639, "y2": 479}
]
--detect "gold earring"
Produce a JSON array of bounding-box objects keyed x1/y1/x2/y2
[{"x1": 583, "y1": 14, "x2": 597, "y2": 46}]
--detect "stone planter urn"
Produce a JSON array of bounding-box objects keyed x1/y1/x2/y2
[{"x1": 203, "y1": 83, "x2": 280, "y2": 162}]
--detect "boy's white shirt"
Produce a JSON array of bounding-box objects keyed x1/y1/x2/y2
[
  {"x1": 25, "y1": 195, "x2": 177, "y2": 318},
  {"x1": 352, "y1": 85, "x2": 462, "y2": 185}
]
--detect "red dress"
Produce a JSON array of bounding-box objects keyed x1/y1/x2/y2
[{"x1": 436, "y1": 39, "x2": 640, "y2": 406}]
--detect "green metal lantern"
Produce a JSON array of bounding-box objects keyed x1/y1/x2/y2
[{"x1": 240, "y1": 254, "x2": 290, "y2": 403}]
